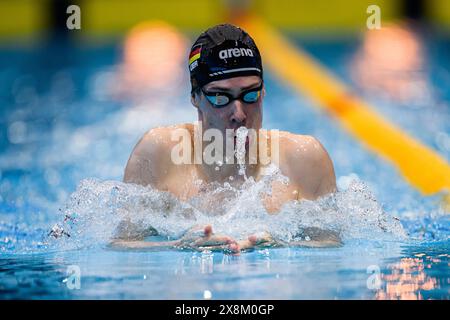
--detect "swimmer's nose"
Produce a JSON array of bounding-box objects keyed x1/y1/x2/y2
[{"x1": 230, "y1": 100, "x2": 246, "y2": 125}]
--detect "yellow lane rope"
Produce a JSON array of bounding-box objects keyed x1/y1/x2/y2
[{"x1": 238, "y1": 15, "x2": 450, "y2": 205}]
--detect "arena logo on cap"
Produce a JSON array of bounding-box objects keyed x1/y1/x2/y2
[{"x1": 219, "y1": 48, "x2": 254, "y2": 60}]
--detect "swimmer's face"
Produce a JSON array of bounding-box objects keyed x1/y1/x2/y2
[{"x1": 192, "y1": 76, "x2": 264, "y2": 134}]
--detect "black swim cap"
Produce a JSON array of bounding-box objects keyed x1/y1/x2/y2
[{"x1": 189, "y1": 24, "x2": 263, "y2": 94}]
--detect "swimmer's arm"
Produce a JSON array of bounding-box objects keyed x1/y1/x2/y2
[
  {"x1": 108, "y1": 220, "x2": 176, "y2": 251},
  {"x1": 108, "y1": 225, "x2": 241, "y2": 253},
  {"x1": 311, "y1": 139, "x2": 337, "y2": 198},
  {"x1": 237, "y1": 228, "x2": 342, "y2": 250},
  {"x1": 287, "y1": 239, "x2": 342, "y2": 248},
  {"x1": 287, "y1": 227, "x2": 342, "y2": 248},
  {"x1": 123, "y1": 128, "x2": 172, "y2": 188},
  {"x1": 109, "y1": 227, "x2": 342, "y2": 252},
  {"x1": 112, "y1": 220, "x2": 159, "y2": 240},
  {"x1": 283, "y1": 135, "x2": 337, "y2": 200},
  {"x1": 108, "y1": 239, "x2": 179, "y2": 251}
]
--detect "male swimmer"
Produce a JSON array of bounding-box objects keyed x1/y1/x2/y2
[{"x1": 113, "y1": 24, "x2": 340, "y2": 253}]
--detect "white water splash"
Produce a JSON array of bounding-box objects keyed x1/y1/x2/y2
[
  {"x1": 235, "y1": 126, "x2": 248, "y2": 177},
  {"x1": 47, "y1": 167, "x2": 407, "y2": 251}
]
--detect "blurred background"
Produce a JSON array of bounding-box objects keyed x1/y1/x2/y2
[{"x1": 0, "y1": 0, "x2": 449, "y2": 237}]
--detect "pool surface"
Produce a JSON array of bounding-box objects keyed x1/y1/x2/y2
[{"x1": 0, "y1": 32, "x2": 449, "y2": 299}]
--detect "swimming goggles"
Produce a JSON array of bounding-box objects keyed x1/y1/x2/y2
[{"x1": 201, "y1": 83, "x2": 263, "y2": 108}]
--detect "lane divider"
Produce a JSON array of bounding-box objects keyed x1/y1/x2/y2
[{"x1": 238, "y1": 15, "x2": 450, "y2": 205}]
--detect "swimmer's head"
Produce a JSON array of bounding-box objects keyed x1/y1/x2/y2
[
  {"x1": 189, "y1": 24, "x2": 264, "y2": 134},
  {"x1": 189, "y1": 24, "x2": 263, "y2": 93}
]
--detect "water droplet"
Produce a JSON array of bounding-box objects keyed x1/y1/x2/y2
[
  {"x1": 235, "y1": 126, "x2": 248, "y2": 176},
  {"x1": 7, "y1": 121, "x2": 27, "y2": 144},
  {"x1": 203, "y1": 290, "x2": 212, "y2": 299}
]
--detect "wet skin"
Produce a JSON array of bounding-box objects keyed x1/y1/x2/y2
[{"x1": 116, "y1": 76, "x2": 339, "y2": 253}]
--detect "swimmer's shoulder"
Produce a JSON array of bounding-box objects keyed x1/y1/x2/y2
[
  {"x1": 123, "y1": 123, "x2": 193, "y2": 185},
  {"x1": 260, "y1": 129, "x2": 323, "y2": 156},
  {"x1": 136, "y1": 123, "x2": 193, "y2": 152},
  {"x1": 278, "y1": 131, "x2": 325, "y2": 157},
  {"x1": 276, "y1": 131, "x2": 336, "y2": 197},
  {"x1": 257, "y1": 129, "x2": 326, "y2": 163}
]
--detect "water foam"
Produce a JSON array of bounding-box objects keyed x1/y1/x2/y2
[{"x1": 47, "y1": 167, "x2": 407, "y2": 251}]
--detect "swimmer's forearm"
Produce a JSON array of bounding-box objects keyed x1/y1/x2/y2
[
  {"x1": 236, "y1": 229, "x2": 342, "y2": 250},
  {"x1": 108, "y1": 239, "x2": 180, "y2": 251},
  {"x1": 288, "y1": 228, "x2": 342, "y2": 248},
  {"x1": 288, "y1": 239, "x2": 342, "y2": 248},
  {"x1": 238, "y1": 238, "x2": 342, "y2": 249}
]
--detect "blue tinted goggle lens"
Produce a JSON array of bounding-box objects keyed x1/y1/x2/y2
[
  {"x1": 205, "y1": 94, "x2": 229, "y2": 106},
  {"x1": 242, "y1": 90, "x2": 260, "y2": 103},
  {"x1": 203, "y1": 84, "x2": 262, "y2": 108}
]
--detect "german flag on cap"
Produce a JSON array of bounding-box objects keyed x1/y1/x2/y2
[{"x1": 189, "y1": 46, "x2": 201, "y2": 65}]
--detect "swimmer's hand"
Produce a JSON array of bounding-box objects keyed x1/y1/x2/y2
[
  {"x1": 236, "y1": 232, "x2": 282, "y2": 251},
  {"x1": 108, "y1": 224, "x2": 241, "y2": 253},
  {"x1": 108, "y1": 226, "x2": 341, "y2": 252},
  {"x1": 176, "y1": 227, "x2": 286, "y2": 253},
  {"x1": 174, "y1": 225, "x2": 241, "y2": 254}
]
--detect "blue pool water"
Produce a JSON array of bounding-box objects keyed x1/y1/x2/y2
[{"x1": 0, "y1": 32, "x2": 449, "y2": 299}]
